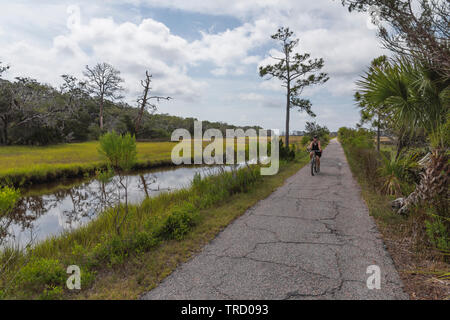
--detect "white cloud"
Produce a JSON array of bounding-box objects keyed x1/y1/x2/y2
[
  {"x1": 239, "y1": 93, "x2": 265, "y2": 102},
  {"x1": 0, "y1": 16, "x2": 207, "y2": 102},
  {"x1": 0, "y1": 0, "x2": 388, "y2": 130},
  {"x1": 189, "y1": 18, "x2": 276, "y2": 75}
]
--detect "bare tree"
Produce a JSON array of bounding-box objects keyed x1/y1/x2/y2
[
  {"x1": 259, "y1": 27, "x2": 329, "y2": 147},
  {"x1": 135, "y1": 70, "x2": 171, "y2": 134},
  {"x1": 84, "y1": 63, "x2": 124, "y2": 130}
]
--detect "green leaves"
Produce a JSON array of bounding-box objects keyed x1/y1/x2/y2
[
  {"x1": 98, "y1": 131, "x2": 137, "y2": 172},
  {"x1": 0, "y1": 186, "x2": 20, "y2": 217},
  {"x1": 290, "y1": 98, "x2": 315, "y2": 117},
  {"x1": 259, "y1": 27, "x2": 328, "y2": 118},
  {"x1": 356, "y1": 58, "x2": 449, "y2": 148}
]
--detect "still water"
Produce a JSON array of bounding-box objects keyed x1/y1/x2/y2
[{"x1": 3, "y1": 165, "x2": 233, "y2": 248}]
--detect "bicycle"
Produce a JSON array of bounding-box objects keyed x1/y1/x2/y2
[{"x1": 307, "y1": 148, "x2": 321, "y2": 176}]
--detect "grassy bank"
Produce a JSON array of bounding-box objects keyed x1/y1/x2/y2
[
  {"x1": 0, "y1": 141, "x2": 178, "y2": 187},
  {"x1": 338, "y1": 129, "x2": 449, "y2": 300},
  {"x1": 0, "y1": 138, "x2": 275, "y2": 188},
  {"x1": 0, "y1": 147, "x2": 311, "y2": 299}
]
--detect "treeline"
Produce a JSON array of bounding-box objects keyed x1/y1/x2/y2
[{"x1": 0, "y1": 63, "x2": 261, "y2": 146}]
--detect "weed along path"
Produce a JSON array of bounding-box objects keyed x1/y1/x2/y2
[{"x1": 141, "y1": 139, "x2": 408, "y2": 300}]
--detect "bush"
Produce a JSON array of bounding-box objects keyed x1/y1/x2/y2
[
  {"x1": 339, "y1": 127, "x2": 380, "y2": 189},
  {"x1": 301, "y1": 135, "x2": 310, "y2": 146},
  {"x1": 378, "y1": 151, "x2": 406, "y2": 195},
  {"x1": 279, "y1": 140, "x2": 295, "y2": 161},
  {"x1": 338, "y1": 127, "x2": 374, "y2": 149},
  {"x1": 87, "y1": 123, "x2": 103, "y2": 141},
  {"x1": 425, "y1": 213, "x2": 449, "y2": 253},
  {"x1": 155, "y1": 203, "x2": 200, "y2": 240},
  {"x1": 131, "y1": 231, "x2": 160, "y2": 252},
  {"x1": 0, "y1": 186, "x2": 20, "y2": 216},
  {"x1": 16, "y1": 258, "x2": 66, "y2": 295},
  {"x1": 99, "y1": 131, "x2": 137, "y2": 171},
  {"x1": 39, "y1": 285, "x2": 63, "y2": 300},
  {"x1": 303, "y1": 121, "x2": 330, "y2": 143}
]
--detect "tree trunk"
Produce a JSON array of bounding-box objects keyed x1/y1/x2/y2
[
  {"x1": 1, "y1": 118, "x2": 8, "y2": 145},
  {"x1": 140, "y1": 175, "x2": 149, "y2": 198},
  {"x1": 395, "y1": 130, "x2": 405, "y2": 160},
  {"x1": 395, "y1": 148, "x2": 449, "y2": 214},
  {"x1": 285, "y1": 85, "x2": 290, "y2": 147},
  {"x1": 376, "y1": 112, "x2": 380, "y2": 152},
  {"x1": 135, "y1": 74, "x2": 151, "y2": 134},
  {"x1": 99, "y1": 94, "x2": 104, "y2": 130},
  {"x1": 284, "y1": 44, "x2": 291, "y2": 148},
  {"x1": 135, "y1": 108, "x2": 145, "y2": 134}
]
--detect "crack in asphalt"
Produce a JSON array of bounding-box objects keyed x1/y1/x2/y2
[{"x1": 141, "y1": 139, "x2": 408, "y2": 300}]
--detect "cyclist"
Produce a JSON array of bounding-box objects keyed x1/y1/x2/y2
[{"x1": 308, "y1": 135, "x2": 322, "y2": 172}]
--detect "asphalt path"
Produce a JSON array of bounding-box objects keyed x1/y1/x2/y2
[{"x1": 142, "y1": 139, "x2": 408, "y2": 300}]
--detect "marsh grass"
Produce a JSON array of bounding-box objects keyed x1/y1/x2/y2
[
  {"x1": 0, "y1": 138, "x2": 268, "y2": 187},
  {"x1": 0, "y1": 141, "x2": 310, "y2": 299},
  {"x1": 0, "y1": 141, "x2": 177, "y2": 187},
  {"x1": 0, "y1": 163, "x2": 270, "y2": 298},
  {"x1": 1, "y1": 137, "x2": 310, "y2": 299}
]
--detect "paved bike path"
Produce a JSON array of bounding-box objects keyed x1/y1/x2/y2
[{"x1": 142, "y1": 139, "x2": 408, "y2": 300}]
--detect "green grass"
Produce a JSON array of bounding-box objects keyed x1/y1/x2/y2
[
  {"x1": 0, "y1": 141, "x2": 178, "y2": 187},
  {"x1": 0, "y1": 145, "x2": 312, "y2": 299},
  {"x1": 0, "y1": 139, "x2": 268, "y2": 187},
  {"x1": 340, "y1": 139, "x2": 404, "y2": 226}
]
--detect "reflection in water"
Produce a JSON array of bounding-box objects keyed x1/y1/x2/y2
[{"x1": 2, "y1": 165, "x2": 230, "y2": 248}]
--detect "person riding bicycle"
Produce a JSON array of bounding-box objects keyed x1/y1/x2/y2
[{"x1": 308, "y1": 135, "x2": 322, "y2": 171}]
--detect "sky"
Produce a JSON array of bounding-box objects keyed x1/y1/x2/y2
[{"x1": 0, "y1": 0, "x2": 388, "y2": 132}]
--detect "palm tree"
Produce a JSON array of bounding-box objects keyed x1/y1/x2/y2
[
  {"x1": 355, "y1": 55, "x2": 390, "y2": 153},
  {"x1": 357, "y1": 57, "x2": 449, "y2": 214}
]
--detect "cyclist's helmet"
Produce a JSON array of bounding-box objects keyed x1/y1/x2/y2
[{"x1": 313, "y1": 135, "x2": 318, "y2": 139}]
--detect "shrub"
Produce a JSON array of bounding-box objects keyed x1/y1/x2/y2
[
  {"x1": 378, "y1": 151, "x2": 405, "y2": 195},
  {"x1": 338, "y1": 127, "x2": 374, "y2": 149},
  {"x1": 16, "y1": 258, "x2": 66, "y2": 295},
  {"x1": 99, "y1": 131, "x2": 138, "y2": 235},
  {"x1": 303, "y1": 121, "x2": 330, "y2": 143},
  {"x1": 339, "y1": 127, "x2": 380, "y2": 189},
  {"x1": 155, "y1": 203, "x2": 200, "y2": 240},
  {"x1": 87, "y1": 123, "x2": 102, "y2": 140},
  {"x1": 301, "y1": 135, "x2": 310, "y2": 146},
  {"x1": 279, "y1": 140, "x2": 295, "y2": 161},
  {"x1": 130, "y1": 231, "x2": 160, "y2": 252},
  {"x1": 98, "y1": 131, "x2": 137, "y2": 172},
  {"x1": 39, "y1": 285, "x2": 63, "y2": 300},
  {"x1": 0, "y1": 186, "x2": 20, "y2": 217},
  {"x1": 425, "y1": 212, "x2": 449, "y2": 253}
]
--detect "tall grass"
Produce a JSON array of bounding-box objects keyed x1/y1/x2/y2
[
  {"x1": 0, "y1": 164, "x2": 263, "y2": 299},
  {"x1": 0, "y1": 138, "x2": 267, "y2": 187},
  {"x1": 338, "y1": 127, "x2": 449, "y2": 263},
  {"x1": 0, "y1": 141, "x2": 177, "y2": 187}
]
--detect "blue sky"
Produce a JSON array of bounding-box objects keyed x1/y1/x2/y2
[{"x1": 0, "y1": 0, "x2": 388, "y2": 132}]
